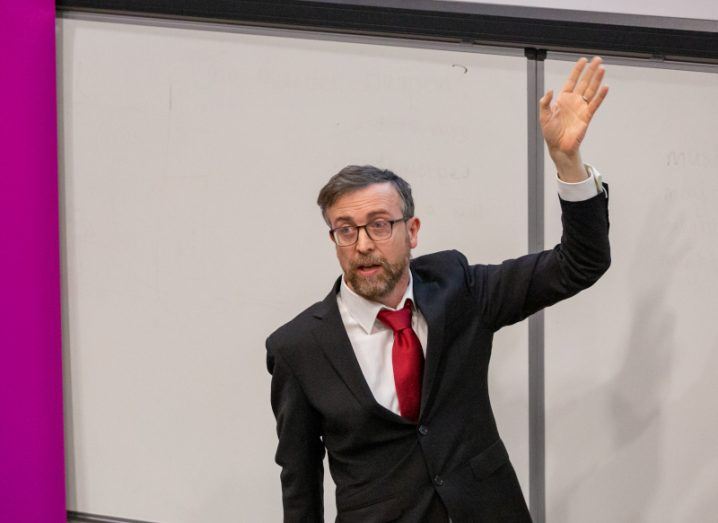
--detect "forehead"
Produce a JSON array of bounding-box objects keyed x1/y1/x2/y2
[{"x1": 326, "y1": 182, "x2": 403, "y2": 225}]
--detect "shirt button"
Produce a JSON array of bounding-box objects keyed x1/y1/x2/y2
[
  {"x1": 418, "y1": 425, "x2": 429, "y2": 436},
  {"x1": 433, "y1": 475, "x2": 444, "y2": 486}
]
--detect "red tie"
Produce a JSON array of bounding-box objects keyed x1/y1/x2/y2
[{"x1": 377, "y1": 299, "x2": 424, "y2": 423}]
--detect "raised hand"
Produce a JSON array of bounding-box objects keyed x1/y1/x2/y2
[{"x1": 540, "y1": 56, "x2": 609, "y2": 179}]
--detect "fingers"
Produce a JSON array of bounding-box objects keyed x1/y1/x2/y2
[
  {"x1": 588, "y1": 85, "x2": 609, "y2": 117},
  {"x1": 539, "y1": 89, "x2": 554, "y2": 120},
  {"x1": 582, "y1": 65, "x2": 605, "y2": 101},
  {"x1": 548, "y1": 56, "x2": 608, "y2": 120},
  {"x1": 575, "y1": 56, "x2": 603, "y2": 96},
  {"x1": 562, "y1": 56, "x2": 604, "y2": 95},
  {"x1": 561, "y1": 57, "x2": 588, "y2": 93},
  {"x1": 540, "y1": 89, "x2": 553, "y2": 109}
]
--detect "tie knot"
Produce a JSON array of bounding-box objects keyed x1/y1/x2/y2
[{"x1": 377, "y1": 300, "x2": 413, "y2": 332}]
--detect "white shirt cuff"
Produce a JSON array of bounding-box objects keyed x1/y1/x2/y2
[{"x1": 556, "y1": 163, "x2": 605, "y2": 202}]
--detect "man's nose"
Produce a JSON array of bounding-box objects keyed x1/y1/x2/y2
[{"x1": 355, "y1": 227, "x2": 375, "y2": 252}]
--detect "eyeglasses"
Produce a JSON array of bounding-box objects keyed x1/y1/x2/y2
[{"x1": 329, "y1": 217, "x2": 409, "y2": 246}]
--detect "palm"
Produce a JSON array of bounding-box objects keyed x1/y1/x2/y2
[
  {"x1": 541, "y1": 91, "x2": 591, "y2": 154},
  {"x1": 539, "y1": 57, "x2": 609, "y2": 158}
]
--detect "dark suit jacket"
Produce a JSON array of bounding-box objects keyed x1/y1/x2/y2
[{"x1": 266, "y1": 186, "x2": 610, "y2": 522}]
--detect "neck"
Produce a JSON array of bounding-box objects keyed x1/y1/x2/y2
[{"x1": 375, "y1": 270, "x2": 410, "y2": 309}]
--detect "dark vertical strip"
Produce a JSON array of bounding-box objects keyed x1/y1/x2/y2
[
  {"x1": 525, "y1": 48, "x2": 546, "y2": 523},
  {"x1": 0, "y1": 1, "x2": 67, "y2": 522}
]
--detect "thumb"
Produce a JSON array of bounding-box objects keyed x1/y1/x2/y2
[
  {"x1": 539, "y1": 89, "x2": 553, "y2": 110},
  {"x1": 539, "y1": 90, "x2": 553, "y2": 123}
]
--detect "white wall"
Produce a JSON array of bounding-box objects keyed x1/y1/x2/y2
[{"x1": 544, "y1": 55, "x2": 718, "y2": 522}]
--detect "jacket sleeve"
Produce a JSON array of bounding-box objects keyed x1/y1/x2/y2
[
  {"x1": 266, "y1": 337, "x2": 326, "y2": 522},
  {"x1": 465, "y1": 183, "x2": 611, "y2": 331}
]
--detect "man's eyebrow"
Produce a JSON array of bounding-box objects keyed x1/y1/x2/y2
[
  {"x1": 333, "y1": 209, "x2": 392, "y2": 226},
  {"x1": 332, "y1": 215, "x2": 356, "y2": 226}
]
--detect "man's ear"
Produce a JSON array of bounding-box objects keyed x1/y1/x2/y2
[{"x1": 408, "y1": 217, "x2": 421, "y2": 249}]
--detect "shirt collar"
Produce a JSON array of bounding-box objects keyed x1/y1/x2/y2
[{"x1": 339, "y1": 271, "x2": 415, "y2": 335}]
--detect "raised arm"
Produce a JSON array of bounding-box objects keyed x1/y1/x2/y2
[
  {"x1": 468, "y1": 56, "x2": 611, "y2": 330},
  {"x1": 540, "y1": 56, "x2": 609, "y2": 182},
  {"x1": 468, "y1": 187, "x2": 610, "y2": 330}
]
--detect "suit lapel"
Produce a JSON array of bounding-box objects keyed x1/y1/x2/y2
[
  {"x1": 312, "y1": 269, "x2": 445, "y2": 424},
  {"x1": 311, "y1": 277, "x2": 410, "y2": 425},
  {"x1": 411, "y1": 267, "x2": 446, "y2": 418}
]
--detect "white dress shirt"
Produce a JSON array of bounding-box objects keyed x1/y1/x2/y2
[
  {"x1": 336, "y1": 165, "x2": 604, "y2": 416},
  {"x1": 337, "y1": 271, "x2": 429, "y2": 416}
]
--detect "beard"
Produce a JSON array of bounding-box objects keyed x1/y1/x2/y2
[{"x1": 346, "y1": 254, "x2": 408, "y2": 302}]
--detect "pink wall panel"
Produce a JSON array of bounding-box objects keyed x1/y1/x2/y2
[{"x1": 0, "y1": 1, "x2": 66, "y2": 521}]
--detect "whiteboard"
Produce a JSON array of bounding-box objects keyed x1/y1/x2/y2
[
  {"x1": 58, "y1": 16, "x2": 530, "y2": 522},
  {"x1": 544, "y1": 56, "x2": 718, "y2": 522}
]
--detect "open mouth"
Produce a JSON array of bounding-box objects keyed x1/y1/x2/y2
[{"x1": 356, "y1": 264, "x2": 382, "y2": 276}]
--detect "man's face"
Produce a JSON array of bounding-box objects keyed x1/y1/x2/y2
[{"x1": 325, "y1": 182, "x2": 420, "y2": 303}]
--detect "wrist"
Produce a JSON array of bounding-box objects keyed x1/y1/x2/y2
[{"x1": 550, "y1": 151, "x2": 587, "y2": 182}]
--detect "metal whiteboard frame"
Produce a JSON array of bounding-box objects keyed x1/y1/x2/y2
[{"x1": 57, "y1": 0, "x2": 718, "y2": 62}]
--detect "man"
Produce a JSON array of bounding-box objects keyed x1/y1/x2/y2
[{"x1": 266, "y1": 56, "x2": 610, "y2": 522}]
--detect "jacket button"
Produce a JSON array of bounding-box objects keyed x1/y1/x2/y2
[
  {"x1": 433, "y1": 475, "x2": 444, "y2": 486},
  {"x1": 418, "y1": 425, "x2": 429, "y2": 436}
]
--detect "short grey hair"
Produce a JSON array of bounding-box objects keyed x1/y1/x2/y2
[{"x1": 317, "y1": 165, "x2": 415, "y2": 225}]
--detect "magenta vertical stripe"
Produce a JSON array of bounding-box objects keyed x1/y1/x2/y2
[{"x1": 0, "y1": 1, "x2": 66, "y2": 522}]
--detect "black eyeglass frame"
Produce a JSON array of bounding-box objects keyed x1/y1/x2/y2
[{"x1": 329, "y1": 217, "x2": 410, "y2": 246}]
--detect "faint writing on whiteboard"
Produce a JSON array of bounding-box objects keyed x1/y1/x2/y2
[
  {"x1": 666, "y1": 150, "x2": 717, "y2": 168},
  {"x1": 408, "y1": 167, "x2": 471, "y2": 180}
]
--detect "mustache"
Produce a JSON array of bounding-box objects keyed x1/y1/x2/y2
[{"x1": 350, "y1": 256, "x2": 387, "y2": 270}]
